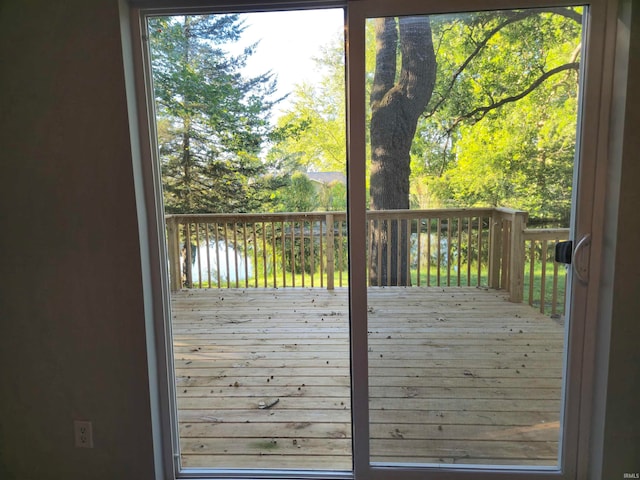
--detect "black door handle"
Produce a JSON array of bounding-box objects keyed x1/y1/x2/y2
[{"x1": 555, "y1": 240, "x2": 573, "y2": 265}]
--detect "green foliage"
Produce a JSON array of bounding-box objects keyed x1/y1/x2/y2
[
  {"x1": 269, "y1": 9, "x2": 582, "y2": 223},
  {"x1": 265, "y1": 36, "x2": 348, "y2": 208},
  {"x1": 271, "y1": 172, "x2": 318, "y2": 212},
  {"x1": 411, "y1": 8, "x2": 582, "y2": 222},
  {"x1": 435, "y1": 85, "x2": 576, "y2": 223},
  {"x1": 524, "y1": 258, "x2": 567, "y2": 316},
  {"x1": 151, "y1": 9, "x2": 583, "y2": 222},
  {"x1": 268, "y1": 79, "x2": 346, "y2": 173},
  {"x1": 149, "y1": 15, "x2": 282, "y2": 214},
  {"x1": 318, "y1": 181, "x2": 347, "y2": 211}
]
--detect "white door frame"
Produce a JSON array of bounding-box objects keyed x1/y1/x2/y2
[
  {"x1": 125, "y1": 0, "x2": 618, "y2": 477},
  {"x1": 345, "y1": 1, "x2": 613, "y2": 479}
]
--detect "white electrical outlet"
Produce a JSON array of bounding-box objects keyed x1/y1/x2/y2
[{"x1": 74, "y1": 420, "x2": 94, "y2": 448}]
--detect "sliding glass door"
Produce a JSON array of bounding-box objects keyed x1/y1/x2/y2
[
  {"x1": 133, "y1": 0, "x2": 611, "y2": 477},
  {"x1": 145, "y1": 6, "x2": 352, "y2": 473},
  {"x1": 346, "y1": 0, "x2": 607, "y2": 478}
]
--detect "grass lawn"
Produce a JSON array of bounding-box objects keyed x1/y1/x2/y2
[{"x1": 186, "y1": 260, "x2": 565, "y2": 317}]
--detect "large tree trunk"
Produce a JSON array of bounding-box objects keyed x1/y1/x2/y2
[{"x1": 369, "y1": 16, "x2": 436, "y2": 286}]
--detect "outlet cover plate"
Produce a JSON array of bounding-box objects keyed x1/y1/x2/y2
[{"x1": 74, "y1": 420, "x2": 93, "y2": 448}]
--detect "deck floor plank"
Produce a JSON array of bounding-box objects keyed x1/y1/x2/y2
[{"x1": 171, "y1": 287, "x2": 563, "y2": 470}]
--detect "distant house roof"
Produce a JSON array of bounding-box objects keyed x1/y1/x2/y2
[{"x1": 305, "y1": 171, "x2": 346, "y2": 185}]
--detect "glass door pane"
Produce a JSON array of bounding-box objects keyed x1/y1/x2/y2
[
  {"x1": 147, "y1": 8, "x2": 351, "y2": 471},
  {"x1": 363, "y1": 6, "x2": 584, "y2": 467}
]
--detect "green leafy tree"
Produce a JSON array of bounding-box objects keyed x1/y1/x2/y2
[
  {"x1": 149, "y1": 14, "x2": 281, "y2": 214},
  {"x1": 265, "y1": 9, "x2": 581, "y2": 285},
  {"x1": 431, "y1": 80, "x2": 577, "y2": 224},
  {"x1": 413, "y1": 9, "x2": 581, "y2": 224},
  {"x1": 318, "y1": 181, "x2": 347, "y2": 211},
  {"x1": 267, "y1": 40, "x2": 346, "y2": 174},
  {"x1": 265, "y1": 38, "x2": 349, "y2": 214},
  {"x1": 368, "y1": 8, "x2": 582, "y2": 285},
  {"x1": 270, "y1": 172, "x2": 319, "y2": 212}
]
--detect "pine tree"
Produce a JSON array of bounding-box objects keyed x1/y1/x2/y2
[{"x1": 149, "y1": 14, "x2": 279, "y2": 213}]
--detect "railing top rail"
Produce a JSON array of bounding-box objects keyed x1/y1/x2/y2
[
  {"x1": 165, "y1": 211, "x2": 347, "y2": 223},
  {"x1": 522, "y1": 228, "x2": 570, "y2": 240},
  {"x1": 366, "y1": 207, "x2": 495, "y2": 218},
  {"x1": 493, "y1": 206, "x2": 528, "y2": 215},
  {"x1": 166, "y1": 207, "x2": 500, "y2": 223}
]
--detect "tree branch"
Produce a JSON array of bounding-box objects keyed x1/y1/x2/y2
[
  {"x1": 424, "y1": 7, "x2": 582, "y2": 119},
  {"x1": 539, "y1": 7, "x2": 582, "y2": 24},
  {"x1": 425, "y1": 11, "x2": 534, "y2": 119},
  {"x1": 447, "y1": 62, "x2": 579, "y2": 132}
]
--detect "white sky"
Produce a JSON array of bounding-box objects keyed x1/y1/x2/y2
[{"x1": 235, "y1": 8, "x2": 345, "y2": 117}]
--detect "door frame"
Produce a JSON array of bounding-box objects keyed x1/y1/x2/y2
[
  {"x1": 124, "y1": 0, "x2": 619, "y2": 477},
  {"x1": 345, "y1": 1, "x2": 612, "y2": 478}
]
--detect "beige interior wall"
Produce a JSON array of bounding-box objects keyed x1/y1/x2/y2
[{"x1": 0, "y1": 1, "x2": 156, "y2": 478}]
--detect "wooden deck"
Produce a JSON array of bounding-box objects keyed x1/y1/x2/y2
[{"x1": 172, "y1": 287, "x2": 564, "y2": 470}]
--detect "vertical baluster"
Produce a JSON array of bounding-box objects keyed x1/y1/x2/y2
[
  {"x1": 376, "y1": 220, "x2": 382, "y2": 287},
  {"x1": 466, "y1": 217, "x2": 472, "y2": 286},
  {"x1": 427, "y1": 218, "x2": 432, "y2": 287},
  {"x1": 280, "y1": 221, "x2": 285, "y2": 287},
  {"x1": 233, "y1": 223, "x2": 239, "y2": 288},
  {"x1": 242, "y1": 222, "x2": 249, "y2": 288},
  {"x1": 309, "y1": 220, "x2": 322, "y2": 288},
  {"x1": 271, "y1": 222, "x2": 277, "y2": 287},
  {"x1": 385, "y1": 220, "x2": 391, "y2": 286},
  {"x1": 396, "y1": 218, "x2": 401, "y2": 286},
  {"x1": 416, "y1": 218, "x2": 422, "y2": 287},
  {"x1": 252, "y1": 222, "x2": 258, "y2": 288},
  {"x1": 372, "y1": 219, "x2": 378, "y2": 287},
  {"x1": 321, "y1": 219, "x2": 327, "y2": 288},
  {"x1": 214, "y1": 223, "x2": 221, "y2": 288},
  {"x1": 185, "y1": 223, "x2": 193, "y2": 288},
  {"x1": 224, "y1": 222, "x2": 230, "y2": 289},
  {"x1": 540, "y1": 240, "x2": 548, "y2": 313},
  {"x1": 405, "y1": 218, "x2": 411, "y2": 285},
  {"x1": 301, "y1": 220, "x2": 305, "y2": 288},
  {"x1": 552, "y1": 245, "x2": 559, "y2": 316},
  {"x1": 529, "y1": 241, "x2": 535, "y2": 306},
  {"x1": 167, "y1": 217, "x2": 181, "y2": 291},
  {"x1": 367, "y1": 218, "x2": 373, "y2": 287},
  {"x1": 205, "y1": 223, "x2": 211, "y2": 288},
  {"x1": 323, "y1": 216, "x2": 331, "y2": 290},
  {"x1": 338, "y1": 217, "x2": 344, "y2": 287},
  {"x1": 501, "y1": 220, "x2": 510, "y2": 289},
  {"x1": 437, "y1": 218, "x2": 442, "y2": 286},
  {"x1": 318, "y1": 216, "x2": 329, "y2": 288},
  {"x1": 477, "y1": 217, "x2": 483, "y2": 286},
  {"x1": 194, "y1": 223, "x2": 202, "y2": 288},
  {"x1": 262, "y1": 222, "x2": 268, "y2": 288},
  {"x1": 457, "y1": 217, "x2": 462, "y2": 286},
  {"x1": 291, "y1": 220, "x2": 296, "y2": 287},
  {"x1": 563, "y1": 269, "x2": 568, "y2": 316},
  {"x1": 447, "y1": 217, "x2": 452, "y2": 287}
]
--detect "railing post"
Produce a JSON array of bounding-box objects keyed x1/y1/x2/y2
[
  {"x1": 166, "y1": 216, "x2": 182, "y2": 291},
  {"x1": 508, "y1": 211, "x2": 528, "y2": 303},
  {"x1": 488, "y1": 211, "x2": 502, "y2": 289},
  {"x1": 326, "y1": 213, "x2": 335, "y2": 290}
]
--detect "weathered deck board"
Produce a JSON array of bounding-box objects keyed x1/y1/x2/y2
[{"x1": 171, "y1": 287, "x2": 563, "y2": 470}]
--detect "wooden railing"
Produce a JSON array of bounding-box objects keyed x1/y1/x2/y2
[
  {"x1": 165, "y1": 212, "x2": 347, "y2": 292},
  {"x1": 165, "y1": 208, "x2": 569, "y2": 315},
  {"x1": 522, "y1": 228, "x2": 570, "y2": 316},
  {"x1": 365, "y1": 208, "x2": 506, "y2": 288}
]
